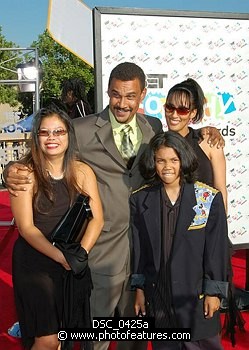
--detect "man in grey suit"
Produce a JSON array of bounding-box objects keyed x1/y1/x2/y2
[{"x1": 74, "y1": 62, "x2": 162, "y2": 350}]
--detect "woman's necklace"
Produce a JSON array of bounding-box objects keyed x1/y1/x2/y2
[{"x1": 47, "y1": 170, "x2": 64, "y2": 180}]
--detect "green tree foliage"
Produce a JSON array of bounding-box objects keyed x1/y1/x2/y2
[
  {"x1": 1, "y1": 29, "x2": 94, "y2": 115},
  {"x1": 32, "y1": 30, "x2": 94, "y2": 111},
  {"x1": 0, "y1": 27, "x2": 20, "y2": 106}
]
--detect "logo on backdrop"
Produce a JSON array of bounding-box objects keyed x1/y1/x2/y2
[{"x1": 205, "y1": 90, "x2": 236, "y2": 119}]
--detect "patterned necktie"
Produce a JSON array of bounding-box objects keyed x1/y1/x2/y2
[{"x1": 120, "y1": 125, "x2": 136, "y2": 162}]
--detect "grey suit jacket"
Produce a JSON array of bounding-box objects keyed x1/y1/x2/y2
[{"x1": 73, "y1": 106, "x2": 162, "y2": 276}]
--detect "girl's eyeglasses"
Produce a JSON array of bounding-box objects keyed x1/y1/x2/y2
[
  {"x1": 165, "y1": 104, "x2": 190, "y2": 116},
  {"x1": 37, "y1": 129, "x2": 68, "y2": 137}
]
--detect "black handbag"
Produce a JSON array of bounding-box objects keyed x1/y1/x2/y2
[{"x1": 51, "y1": 193, "x2": 92, "y2": 244}]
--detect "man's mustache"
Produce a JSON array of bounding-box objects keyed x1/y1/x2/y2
[{"x1": 114, "y1": 107, "x2": 133, "y2": 112}]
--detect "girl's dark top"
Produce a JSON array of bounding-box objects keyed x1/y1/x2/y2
[{"x1": 148, "y1": 186, "x2": 181, "y2": 328}]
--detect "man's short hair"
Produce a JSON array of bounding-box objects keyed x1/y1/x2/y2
[{"x1": 108, "y1": 62, "x2": 146, "y2": 91}]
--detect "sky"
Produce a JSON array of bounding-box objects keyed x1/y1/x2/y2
[{"x1": 0, "y1": 0, "x2": 248, "y2": 47}]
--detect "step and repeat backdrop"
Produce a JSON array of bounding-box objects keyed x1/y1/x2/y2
[{"x1": 94, "y1": 8, "x2": 249, "y2": 247}]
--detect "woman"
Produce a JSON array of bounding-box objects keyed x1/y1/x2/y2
[
  {"x1": 10, "y1": 105, "x2": 104, "y2": 350},
  {"x1": 131, "y1": 131, "x2": 230, "y2": 350},
  {"x1": 164, "y1": 78, "x2": 227, "y2": 211}
]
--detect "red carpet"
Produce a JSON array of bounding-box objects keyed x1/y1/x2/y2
[{"x1": 0, "y1": 189, "x2": 248, "y2": 349}]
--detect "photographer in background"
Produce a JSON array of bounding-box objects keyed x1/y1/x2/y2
[{"x1": 61, "y1": 77, "x2": 92, "y2": 119}]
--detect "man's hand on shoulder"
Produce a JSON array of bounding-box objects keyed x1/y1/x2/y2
[
  {"x1": 199, "y1": 126, "x2": 225, "y2": 149},
  {"x1": 3, "y1": 163, "x2": 32, "y2": 197}
]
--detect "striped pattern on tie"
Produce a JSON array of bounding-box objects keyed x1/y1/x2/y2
[{"x1": 120, "y1": 125, "x2": 136, "y2": 161}]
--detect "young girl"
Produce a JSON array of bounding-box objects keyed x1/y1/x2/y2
[{"x1": 131, "y1": 131, "x2": 229, "y2": 350}]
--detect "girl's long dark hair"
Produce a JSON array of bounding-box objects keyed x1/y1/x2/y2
[
  {"x1": 140, "y1": 131, "x2": 199, "y2": 184},
  {"x1": 21, "y1": 104, "x2": 80, "y2": 212}
]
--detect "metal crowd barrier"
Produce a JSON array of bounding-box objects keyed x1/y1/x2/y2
[{"x1": 0, "y1": 132, "x2": 30, "y2": 185}]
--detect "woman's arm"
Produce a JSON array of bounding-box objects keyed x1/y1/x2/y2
[
  {"x1": 10, "y1": 174, "x2": 70, "y2": 270},
  {"x1": 209, "y1": 147, "x2": 227, "y2": 212},
  {"x1": 76, "y1": 162, "x2": 104, "y2": 253},
  {"x1": 200, "y1": 138, "x2": 228, "y2": 212}
]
